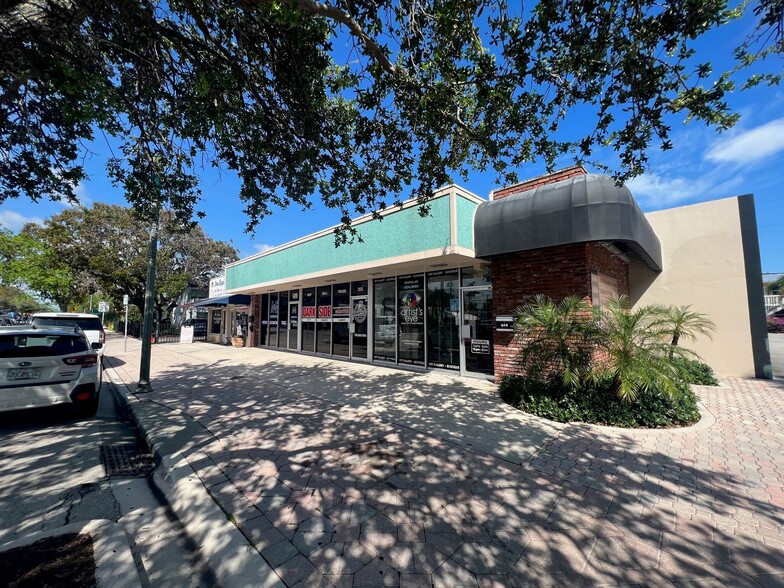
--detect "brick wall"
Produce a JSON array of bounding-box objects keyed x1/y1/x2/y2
[
  {"x1": 490, "y1": 165, "x2": 587, "y2": 201},
  {"x1": 491, "y1": 242, "x2": 629, "y2": 380}
]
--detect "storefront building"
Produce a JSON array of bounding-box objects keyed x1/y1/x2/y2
[{"x1": 224, "y1": 167, "x2": 771, "y2": 380}]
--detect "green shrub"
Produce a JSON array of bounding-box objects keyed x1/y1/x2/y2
[
  {"x1": 670, "y1": 357, "x2": 719, "y2": 386},
  {"x1": 499, "y1": 374, "x2": 700, "y2": 428}
]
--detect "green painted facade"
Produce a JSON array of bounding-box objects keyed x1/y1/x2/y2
[
  {"x1": 227, "y1": 193, "x2": 482, "y2": 290},
  {"x1": 456, "y1": 194, "x2": 477, "y2": 250}
]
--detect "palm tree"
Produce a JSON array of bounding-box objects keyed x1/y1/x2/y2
[
  {"x1": 514, "y1": 294, "x2": 601, "y2": 388},
  {"x1": 598, "y1": 296, "x2": 687, "y2": 403},
  {"x1": 661, "y1": 305, "x2": 716, "y2": 358}
]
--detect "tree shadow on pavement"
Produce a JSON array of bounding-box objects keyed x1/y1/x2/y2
[{"x1": 126, "y1": 357, "x2": 784, "y2": 587}]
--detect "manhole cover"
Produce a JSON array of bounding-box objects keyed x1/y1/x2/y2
[{"x1": 100, "y1": 444, "x2": 155, "y2": 477}]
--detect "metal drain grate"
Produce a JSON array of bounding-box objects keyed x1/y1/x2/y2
[{"x1": 100, "y1": 444, "x2": 155, "y2": 477}]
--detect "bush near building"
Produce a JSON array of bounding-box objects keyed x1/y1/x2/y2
[{"x1": 500, "y1": 295, "x2": 717, "y2": 428}]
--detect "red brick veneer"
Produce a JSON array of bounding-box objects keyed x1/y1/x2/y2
[
  {"x1": 491, "y1": 243, "x2": 629, "y2": 381},
  {"x1": 491, "y1": 165, "x2": 587, "y2": 201}
]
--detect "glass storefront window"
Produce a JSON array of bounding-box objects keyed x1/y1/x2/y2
[
  {"x1": 351, "y1": 281, "x2": 368, "y2": 297},
  {"x1": 259, "y1": 294, "x2": 269, "y2": 345},
  {"x1": 234, "y1": 308, "x2": 249, "y2": 338},
  {"x1": 426, "y1": 270, "x2": 459, "y2": 370},
  {"x1": 268, "y1": 293, "x2": 279, "y2": 347},
  {"x1": 461, "y1": 266, "x2": 492, "y2": 287},
  {"x1": 332, "y1": 283, "x2": 350, "y2": 357},
  {"x1": 278, "y1": 291, "x2": 288, "y2": 348},
  {"x1": 373, "y1": 278, "x2": 397, "y2": 362},
  {"x1": 316, "y1": 286, "x2": 332, "y2": 354},
  {"x1": 210, "y1": 309, "x2": 222, "y2": 334},
  {"x1": 289, "y1": 290, "x2": 299, "y2": 351},
  {"x1": 398, "y1": 274, "x2": 425, "y2": 366},
  {"x1": 302, "y1": 288, "x2": 316, "y2": 352}
]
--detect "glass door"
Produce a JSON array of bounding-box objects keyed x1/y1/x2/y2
[
  {"x1": 350, "y1": 296, "x2": 369, "y2": 360},
  {"x1": 460, "y1": 286, "x2": 494, "y2": 377}
]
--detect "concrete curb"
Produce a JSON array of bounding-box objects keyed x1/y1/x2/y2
[
  {"x1": 0, "y1": 519, "x2": 139, "y2": 588},
  {"x1": 153, "y1": 453, "x2": 284, "y2": 588},
  {"x1": 105, "y1": 365, "x2": 283, "y2": 588}
]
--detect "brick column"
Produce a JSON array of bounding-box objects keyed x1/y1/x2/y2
[{"x1": 490, "y1": 243, "x2": 629, "y2": 381}]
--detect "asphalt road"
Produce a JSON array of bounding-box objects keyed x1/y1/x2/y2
[{"x1": 0, "y1": 368, "x2": 214, "y2": 586}]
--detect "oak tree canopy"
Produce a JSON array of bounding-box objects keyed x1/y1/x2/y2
[{"x1": 1, "y1": 0, "x2": 781, "y2": 239}]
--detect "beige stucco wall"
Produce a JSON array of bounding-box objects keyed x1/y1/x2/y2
[{"x1": 630, "y1": 196, "x2": 768, "y2": 378}]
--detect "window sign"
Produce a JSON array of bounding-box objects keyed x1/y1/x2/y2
[
  {"x1": 302, "y1": 288, "x2": 316, "y2": 352},
  {"x1": 471, "y1": 339, "x2": 491, "y2": 354},
  {"x1": 302, "y1": 289, "x2": 316, "y2": 321},
  {"x1": 316, "y1": 286, "x2": 332, "y2": 354},
  {"x1": 398, "y1": 273, "x2": 425, "y2": 366}
]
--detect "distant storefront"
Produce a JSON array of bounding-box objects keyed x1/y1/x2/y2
[{"x1": 223, "y1": 166, "x2": 771, "y2": 380}]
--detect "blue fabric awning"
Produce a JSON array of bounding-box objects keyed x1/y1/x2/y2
[{"x1": 192, "y1": 294, "x2": 251, "y2": 307}]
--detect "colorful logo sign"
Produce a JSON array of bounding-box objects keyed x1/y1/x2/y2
[{"x1": 401, "y1": 292, "x2": 421, "y2": 308}]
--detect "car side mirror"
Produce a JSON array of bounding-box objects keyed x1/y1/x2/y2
[{"x1": 91, "y1": 342, "x2": 103, "y2": 350}]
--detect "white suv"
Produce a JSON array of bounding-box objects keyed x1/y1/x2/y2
[
  {"x1": 30, "y1": 313, "x2": 106, "y2": 357},
  {"x1": 0, "y1": 325, "x2": 102, "y2": 416}
]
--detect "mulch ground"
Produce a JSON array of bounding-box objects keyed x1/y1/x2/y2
[{"x1": 0, "y1": 533, "x2": 96, "y2": 588}]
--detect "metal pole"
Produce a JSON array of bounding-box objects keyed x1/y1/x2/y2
[
  {"x1": 137, "y1": 210, "x2": 159, "y2": 393},
  {"x1": 124, "y1": 302, "x2": 129, "y2": 353}
]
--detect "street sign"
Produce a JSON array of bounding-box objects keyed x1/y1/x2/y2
[
  {"x1": 123, "y1": 294, "x2": 129, "y2": 306},
  {"x1": 98, "y1": 301, "x2": 110, "y2": 313}
]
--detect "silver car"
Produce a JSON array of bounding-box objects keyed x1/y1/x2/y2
[{"x1": 0, "y1": 326, "x2": 102, "y2": 416}]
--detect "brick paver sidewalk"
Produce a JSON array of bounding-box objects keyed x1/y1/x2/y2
[{"x1": 106, "y1": 338, "x2": 784, "y2": 587}]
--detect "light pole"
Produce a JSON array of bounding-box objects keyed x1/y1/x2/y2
[{"x1": 137, "y1": 207, "x2": 160, "y2": 393}]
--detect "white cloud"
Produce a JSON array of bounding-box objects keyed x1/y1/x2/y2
[
  {"x1": 626, "y1": 173, "x2": 745, "y2": 210},
  {"x1": 705, "y1": 117, "x2": 784, "y2": 165},
  {"x1": 625, "y1": 174, "x2": 711, "y2": 208},
  {"x1": 0, "y1": 210, "x2": 43, "y2": 231},
  {"x1": 59, "y1": 181, "x2": 93, "y2": 207},
  {"x1": 253, "y1": 243, "x2": 275, "y2": 254}
]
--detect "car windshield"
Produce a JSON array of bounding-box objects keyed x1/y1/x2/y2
[
  {"x1": 32, "y1": 317, "x2": 103, "y2": 331},
  {"x1": 0, "y1": 334, "x2": 89, "y2": 358}
]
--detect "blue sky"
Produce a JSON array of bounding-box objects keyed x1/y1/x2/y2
[{"x1": 0, "y1": 7, "x2": 782, "y2": 279}]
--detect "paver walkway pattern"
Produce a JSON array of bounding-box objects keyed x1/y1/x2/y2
[{"x1": 105, "y1": 336, "x2": 784, "y2": 587}]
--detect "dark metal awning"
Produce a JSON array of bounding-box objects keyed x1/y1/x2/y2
[
  {"x1": 191, "y1": 294, "x2": 251, "y2": 307},
  {"x1": 473, "y1": 173, "x2": 662, "y2": 271}
]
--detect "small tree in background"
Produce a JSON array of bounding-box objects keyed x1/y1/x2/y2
[{"x1": 661, "y1": 305, "x2": 716, "y2": 359}]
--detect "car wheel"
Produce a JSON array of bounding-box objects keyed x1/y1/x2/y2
[{"x1": 78, "y1": 395, "x2": 100, "y2": 418}]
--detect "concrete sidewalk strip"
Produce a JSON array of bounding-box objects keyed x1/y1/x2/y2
[
  {"x1": 103, "y1": 334, "x2": 784, "y2": 587},
  {"x1": 154, "y1": 453, "x2": 285, "y2": 588},
  {"x1": 0, "y1": 519, "x2": 140, "y2": 588}
]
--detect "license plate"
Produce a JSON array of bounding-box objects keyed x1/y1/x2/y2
[{"x1": 6, "y1": 368, "x2": 41, "y2": 381}]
